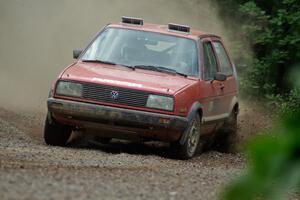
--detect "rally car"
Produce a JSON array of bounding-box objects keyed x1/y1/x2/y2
[{"x1": 44, "y1": 17, "x2": 239, "y2": 159}]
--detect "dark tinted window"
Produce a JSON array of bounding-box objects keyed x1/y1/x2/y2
[
  {"x1": 212, "y1": 41, "x2": 233, "y2": 76},
  {"x1": 203, "y1": 42, "x2": 217, "y2": 80}
]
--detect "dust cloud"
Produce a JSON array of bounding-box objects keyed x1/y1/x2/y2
[{"x1": 0, "y1": 0, "x2": 239, "y2": 112}]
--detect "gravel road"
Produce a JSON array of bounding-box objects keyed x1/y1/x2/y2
[{"x1": 0, "y1": 102, "x2": 271, "y2": 200}]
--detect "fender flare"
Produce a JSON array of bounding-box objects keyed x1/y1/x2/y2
[{"x1": 179, "y1": 102, "x2": 203, "y2": 145}]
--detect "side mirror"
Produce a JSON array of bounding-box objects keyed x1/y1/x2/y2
[
  {"x1": 214, "y1": 72, "x2": 227, "y2": 82},
  {"x1": 73, "y1": 49, "x2": 82, "y2": 59}
]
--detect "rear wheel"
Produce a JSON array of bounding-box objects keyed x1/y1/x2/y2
[
  {"x1": 171, "y1": 114, "x2": 201, "y2": 160},
  {"x1": 44, "y1": 114, "x2": 72, "y2": 146},
  {"x1": 214, "y1": 109, "x2": 238, "y2": 152},
  {"x1": 223, "y1": 109, "x2": 238, "y2": 134},
  {"x1": 96, "y1": 137, "x2": 112, "y2": 144}
]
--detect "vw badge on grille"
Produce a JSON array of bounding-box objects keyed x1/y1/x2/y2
[{"x1": 111, "y1": 90, "x2": 119, "y2": 100}]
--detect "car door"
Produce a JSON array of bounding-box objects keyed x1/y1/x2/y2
[
  {"x1": 200, "y1": 38, "x2": 224, "y2": 123},
  {"x1": 211, "y1": 39, "x2": 237, "y2": 116}
]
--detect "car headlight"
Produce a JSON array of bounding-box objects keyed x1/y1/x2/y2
[
  {"x1": 56, "y1": 81, "x2": 83, "y2": 97},
  {"x1": 146, "y1": 95, "x2": 174, "y2": 111}
]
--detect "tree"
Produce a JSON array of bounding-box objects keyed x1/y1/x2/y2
[{"x1": 214, "y1": 0, "x2": 300, "y2": 97}]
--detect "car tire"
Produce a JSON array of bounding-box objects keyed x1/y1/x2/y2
[
  {"x1": 44, "y1": 114, "x2": 72, "y2": 146},
  {"x1": 170, "y1": 114, "x2": 201, "y2": 160},
  {"x1": 96, "y1": 137, "x2": 112, "y2": 144},
  {"x1": 214, "y1": 109, "x2": 238, "y2": 152}
]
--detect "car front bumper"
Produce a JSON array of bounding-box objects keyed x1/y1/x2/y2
[{"x1": 47, "y1": 98, "x2": 188, "y2": 140}]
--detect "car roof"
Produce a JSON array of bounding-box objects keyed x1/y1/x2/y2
[{"x1": 107, "y1": 22, "x2": 221, "y2": 40}]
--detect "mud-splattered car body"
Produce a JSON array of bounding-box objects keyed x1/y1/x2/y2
[{"x1": 45, "y1": 17, "x2": 239, "y2": 159}]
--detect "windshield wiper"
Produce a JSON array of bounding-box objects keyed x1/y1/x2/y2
[
  {"x1": 134, "y1": 65, "x2": 187, "y2": 77},
  {"x1": 82, "y1": 59, "x2": 134, "y2": 69},
  {"x1": 82, "y1": 59, "x2": 117, "y2": 65},
  {"x1": 134, "y1": 65, "x2": 159, "y2": 71},
  {"x1": 156, "y1": 66, "x2": 188, "y2": 77}
]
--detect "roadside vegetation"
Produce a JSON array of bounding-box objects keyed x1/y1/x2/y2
[
  {"x1": 215, "y1": 0, "x2": 300, "y2": 114},
  {"x1": 212, "y1": 0, "x2": 300, "y2": 199}
]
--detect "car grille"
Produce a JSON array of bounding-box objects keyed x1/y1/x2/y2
[{"x1": 82, "y1": 83, "x2": 149, "y2": 108}]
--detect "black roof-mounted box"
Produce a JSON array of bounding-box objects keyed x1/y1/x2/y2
[
  {"x1": 168, "y1": 23, "x2": 190, "y2": 33},
  {"x1": 122, "y1": 16, "x2": 144, "y2": 26}
]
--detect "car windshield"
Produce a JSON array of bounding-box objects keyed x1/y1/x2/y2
[{"x1": 81, "y1": 28, "x2": 199, "y2": 76}]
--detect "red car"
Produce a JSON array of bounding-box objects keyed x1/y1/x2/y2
[{"x1": 44, "y1": 17, "x2": 239, "y2": 159}]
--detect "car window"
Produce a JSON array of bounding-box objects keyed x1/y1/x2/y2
[
  {"x1": 212, "y1": 41, "x2": 233, "y2": 76},
  {"x1": 81, "y1": 28, "x2": 199, "y2": 76},
  {"x1": 203, "y1": 42, "x2": 217, "y2": 80}
]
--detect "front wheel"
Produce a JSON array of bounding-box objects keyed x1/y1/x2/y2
[
  {"x1": 170, "y1": 114, "x2": 201, "y2": 160},
  {"x1": 44, "y1": 114, "x2": 72, "y2": 146}
]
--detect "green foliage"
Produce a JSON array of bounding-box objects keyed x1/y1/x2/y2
[
  {"x1": 265, "y1": 88, "x2": 300, "y2": 116},
  {"x1": 214, "y1": 0, "x2": 300, "y2": 113},
  {"x1": 222, "y1": 110, "x2": 300, "y2": 200},
  {"x1": 239, "y1": 0, "x2": 300, "y2": 94}
]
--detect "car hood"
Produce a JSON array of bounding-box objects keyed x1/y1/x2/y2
[{"x1": 60, "y1": 62, "x2": 197, "y2": 94}]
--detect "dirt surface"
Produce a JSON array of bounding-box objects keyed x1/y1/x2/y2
[{"x1": 0, "y1": 101, "x2": 272, "y2": 200}]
